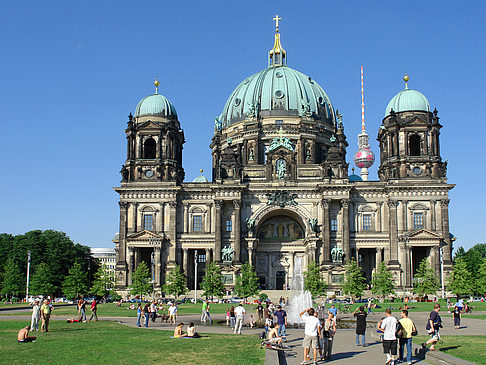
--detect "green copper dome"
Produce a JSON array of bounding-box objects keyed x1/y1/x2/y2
[
  {"x1": 221, "y1": 65, "x2": 335, "y2": 128},
  {"x1": 385, "y1": 88, "x2": 430, "y2": 117},
  {"x1": 135, "y1": 94, "x2": 177, "y2": 118}
]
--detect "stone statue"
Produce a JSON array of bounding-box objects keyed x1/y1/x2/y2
[
  {"x1": 247, "y1": 102, "x2": 259, "y2": 118},
  {"x1": 331, "y1": 246, "x2": 344, "y2": 263},
  {"x1": 249, "y1": 148, "x2": 254, "y2": 161},
  {"x1": 301, "y1": 98, "x2": 311, "y2": 116},
  {"x1": 308, "y1": 218, "x2": 318, "y2": 232},
  {"x1": 222, "y1": 246, "x2": 234, "y2": 262},
  {"x1": 214, "y1": 116, "x2": 222, "y2": 132},
  {"x1": 276, "y1": 159, "x2": 286, "y2": 179},
  {"x1": 120, "y1": 165, "x2": 129, "y2": 181}
]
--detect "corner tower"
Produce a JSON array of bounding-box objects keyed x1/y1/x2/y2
[{"x1": 377, "y1": 75, "x2": 446, "y2": 181}]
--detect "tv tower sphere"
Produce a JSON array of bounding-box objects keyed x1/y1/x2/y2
[{"x1": 354, "y1": 148, "x2": 375, "y2": 169}]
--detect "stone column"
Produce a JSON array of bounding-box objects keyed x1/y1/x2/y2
[
  {"x1": 155, "y1": 246, "x2": 162, "y2": 287},
  {"x1": 116, "y1": 202, "x2": 128, "y2": 270},
  {"x1": 430, "y1": 200, "x2": 436, "y2": 231},
  {"x1": 183, "y1": 248, "x2": 189, "y2": 279},
  {"x1": 132, "y1": 202, "x2": 138, "y2": 232},
  {"x1": 233, "y1": 200, "x2": 241, "y2": 263},
  {"x1": 128, "y1": 247, "x2": 135, "y2": 285},
  {"x1": 168, "y1": 202, "x2": 177, "y2": 266},
  {"x1": 341, "y1": 199, "x2": 350, "y2": 261},
  {"x1": 401, "y1": 200, "x2": 408, "y2": 232},
  {"x1": 214, "y1": 200, "x2": 222, "y2": 262},
  {"x1": 387, "y1": 200, "x2": 400, "y2": 266},
  {"x1": 377, "y1": 202, "x2": 383, "y2": 232},
  {"x1": 158, "y1": 203, "x2": 165, "y2": 233},
  {"x1": 320, "y1": 199, "x2": 331, "y2": 264},
  {"x1": 205, "y1": 248, "x2": 211, "y2": 264},
  {"x1": 440, "y1": 199, "x2": 452, "y2": 264},
  {"x1": 183, "y1": 203, "x2": 189, "y2": 233},
  {"x1": 205, "y1": 203, "x2": 212, "y2": 233},
  {"x1": 375, "y1": 248, "x2": 382, "y2": 272}
]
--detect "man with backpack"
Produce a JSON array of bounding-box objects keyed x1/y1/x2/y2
[
  {"x1": 378, "y1": 308, "x2": 399, "y2": 365},
  {"x1": 423, "y1": 303, "x2": 442, "y2": 351}
]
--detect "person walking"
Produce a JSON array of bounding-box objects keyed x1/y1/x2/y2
[
  {"x1": 453, "y1": 305, "x2": 461, "y2": 329},
  {"x1": 30, "y1": 300, "x2": 40, "y2": 332},
  {"x1": 299, "y1": 307, "x2": 321, "y2": 365},
  {"x1": 423, "y1": 303, "x2": 442, "y2": 351},
  {"x1": 150, "y1": 300, "x2": 157, "y2": 322},
  {"x1": 234, "y1": 303, "x2": 246, "y2": 334},
  {"x1": 273, "y1": 305, "x2": 287, "y2": 340},
  {"x1": 226, "y1": 308, "x2": 230, "y2": 326},
  {"x1": 168, "y1": 302, "x2": 177, "y2": 325},
  {"x1": 89, "y1": 299, "x2": 98, "y2": 321},
  {"x1": 398, "y1": 309, "x2": 416, "y2": 365},
  {"x1": 257, "y1": 302, "x2": 264, "y2": 324},
  {"x1": 328, "y1": 304, "x2": 338, "y2": 320},
  {"x1": 78, "y1": 298, "x2": 87, "y2": 322},
  {"x1": 367, "y1": 298, "x2": 375, "y2": 314},
  {"x1": 353, "y1": 306, "x2": 367, "y2": 346},
  {"x1": 230, "y1": 306, "x2": 236, "y2": 329},
  {"x1": 136, "y1": 303, "x2": 142, "y2": 327},
  {"x1": 378, "y1": 308, "x2": 399, "y2": 365},
  {"x1": 40, "y1": 299, "x2": 51, "y2": 332},
  {"x1": 323, "y1": 313, "x2": 336, "y2": 360},
  {"x1": 143, "y1": 303, "x2": 150, "y2": 327}
]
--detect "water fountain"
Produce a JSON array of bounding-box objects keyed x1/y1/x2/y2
[{"x1": 286, "y1": 256, "x2": 313, "y2": 325}]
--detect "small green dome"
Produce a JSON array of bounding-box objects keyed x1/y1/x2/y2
[
  {"x1": 385, "y1": 88, "x2": 430, "y2": 117},
  {"x1": 192, "y1": 175, "x2": 209, "y2": 183},
  {"x1": 221, "y1": 65, "x2": 335, "y2": 128},
  {"x1": 349, "y1": 174, "x2": 362, "y2": 182},
  {"x1": 135, "y1": 94, "x2": 177, "y2": 118}
]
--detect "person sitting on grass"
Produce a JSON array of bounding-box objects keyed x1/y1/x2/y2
[
  {"x1": 173, "y1": 322, "x2": 186, "y2": 338},
  {"x1": 186, "y1": 322, "x2": 201, "y2": 338},
  {"x1": 18, "y1": 325, "x2": 36, "y2": 343},
  {"x1": 267, "y1": 323, "x2": 283, "y2": 346}
]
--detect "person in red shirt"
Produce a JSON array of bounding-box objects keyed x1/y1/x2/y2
[{"x1": 89, "y1": 300, "x2": 98, "y2": 322}]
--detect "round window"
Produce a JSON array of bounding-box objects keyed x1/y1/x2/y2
[
  {"x1": 413, "y1": 167, "x2": 421, "y2": 175},
  {"x1": 234, "y1": 98, "x2": 241, "y2": 106},
  {"x1": 145, "y1": 169, "x2": 154, "y2": 178},
  {"x1": 275, "y1": 71, "x2": 283, "y2": 78},
  {"x1": 318, "y1": 96, "x2": 324, "y2": 105},
  {"x1": 275, "y1": 90, "x2": 284, "y2": 99}
]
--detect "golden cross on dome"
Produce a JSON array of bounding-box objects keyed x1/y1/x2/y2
[{"x1": 273, "y1": 14, "x2": 282, "y2": 32}]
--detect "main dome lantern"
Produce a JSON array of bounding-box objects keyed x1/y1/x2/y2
[{"x1": 219, "y1": 17, "x2": 336, "y2": 129}]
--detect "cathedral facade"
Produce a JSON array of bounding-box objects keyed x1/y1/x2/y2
[{"x1": 114, "y1": 22, "x2": 453, "y2": 296}]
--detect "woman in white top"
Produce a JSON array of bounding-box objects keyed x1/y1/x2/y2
[
  {"x1": 31, "y1": 301, "x2": 40, "y2": 332},
  {"x1": 323, "y1": 313, "x2": 337, "y2": 360}
]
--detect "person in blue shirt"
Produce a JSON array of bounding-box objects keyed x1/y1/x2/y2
[
  {"x1": 328, "y1": 304, "x2": 338, "y2": 319},
  {"x1": 273, "y1": 305, "x2": 287, "y2": 339}
]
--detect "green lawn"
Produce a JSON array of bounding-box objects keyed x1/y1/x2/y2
[
  {"x1": 0, "y1": 320, "x2": 265, "y2": 365},
  {"x1": 413, "y1": 335, "x2": 486, "y2": 364}
]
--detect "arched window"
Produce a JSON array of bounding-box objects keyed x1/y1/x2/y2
[
  {"x1": 409, "y1": 135, "x2": 421, "y2": 156},
  {"x1": 143, "y1": 138, "x2": 156, "y2": 159}
]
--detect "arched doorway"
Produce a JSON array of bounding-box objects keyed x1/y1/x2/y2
[{"x1": 254, "y1": 213, "x2": 307, "y2": 290}]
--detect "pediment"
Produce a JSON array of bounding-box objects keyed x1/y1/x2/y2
[
  {"x1": 403, "y1": 228, "x2": 442, "y2": 240},
  {"x1": 126, "y1": 230, "x2": 163, "y2": 241},
  {"x1": 268, "y1": 145, "x2": 294, "y2": 154},
  {"x1": 403, "y1": 116, "x2": 428, "y2": 127},
  {"x1": 138, "y1": 120, "x2": 161, "y2": 130}
]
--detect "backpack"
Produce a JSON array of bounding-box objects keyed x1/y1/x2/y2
[
  {"x1": 259, "y1": 331, "x2": 266, "y2": 339},
  {"x1": 395, "y1": 319, "x2": 403, "y2": 338}
]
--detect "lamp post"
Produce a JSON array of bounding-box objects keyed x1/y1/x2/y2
[
  {"x1": 25, "y1": 250, "x2": 31, "y2": 303},
  {"x1": 194, "y1": 249, "x2": 198, "y2": 303},
  {"x1": 151, "y1": 251, "x2": 155, "y2": 300}
]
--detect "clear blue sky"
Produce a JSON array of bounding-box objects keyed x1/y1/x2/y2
[{"x1": 0, "y1": 0, "x2": 484, "y2": 251}]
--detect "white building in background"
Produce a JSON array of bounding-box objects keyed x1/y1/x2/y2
[{"x1": 91, "y1": 247, "x2": 117, "y2": 274}]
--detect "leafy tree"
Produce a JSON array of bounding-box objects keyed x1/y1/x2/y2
[
  {"x1": 1, "y1": 257, "x2": 25, "y2": 298},
  {"x1": 413, "y1": 258, "x2": 439, "y2": 297},
  {"x1": 29, "y1": 262, "x2": 57, "y2": 296},
  {"x1": 201, "y1": 262, "x2": 225, "y2": 299},
  {"x1": 62, "y1": 262, "x2": 88, "y2": 299},
  {"x1": 476, "y1": 259, "x2": 486, "y2": 296},
  {"x1": 234, "y1": 263, "x2": 260, "y2": 301},
  {"x1": 342, "y1": 258, "x2": 366, "y2": 298},
  {"x1": 371, "y1": 262, "x2": 396, "y2": 300},
  {"x1": 0, "y1": 230, "x2": 95, "y2": 296},
  {"x1": 90, "y1": 265, "x2": 115, "y2": 299},
  {"x1": 448, "y1": 258, "x2": 474, "y2": 296},
  {"x1": 304, "y1": 261, "x2": 327, "y2": 298},
  {"x1": 452, "y1": 244, "x2": 486, "y2": 295},
  {"x1": 130, "y1": 261, "x2": 152, "y2": 298},
  {"x1": 163, "y1": 265, "x2": 188, "y2": 299}
]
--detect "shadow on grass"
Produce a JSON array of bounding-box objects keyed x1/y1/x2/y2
[{"x1": 440, "y1": 345, "x2": 461, "y2": 351}]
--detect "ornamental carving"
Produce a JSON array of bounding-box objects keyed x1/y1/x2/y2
[
  {"x1": 268, "y1": 127, "x2": 294, "y2": 152},
  {"x1": 266, "y1": 191, "x2": 298, "y2": 208}
]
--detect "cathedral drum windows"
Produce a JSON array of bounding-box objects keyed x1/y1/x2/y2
[
  {"x1": 143, "y1": 137, "x2": 156, "y2": 159},
  {"x1": 409, "y1": 134, "x2": 421, "y2": 156}
]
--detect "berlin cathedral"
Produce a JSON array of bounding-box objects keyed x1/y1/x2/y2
[{"x1": 114, "y1": 17, "x2": 454, "y2": 296}]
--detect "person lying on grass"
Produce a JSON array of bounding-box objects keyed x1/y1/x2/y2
[{"x1": 18, "y1": 325, "x2": 36, "y2": 343}]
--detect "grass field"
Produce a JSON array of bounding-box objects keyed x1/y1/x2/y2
[
  {"x1": 0, "y1": 320, "x2": 265, "y2": 365},
  {"x1": 413, "y1": 335, "x2": 486, "y2": 364}
]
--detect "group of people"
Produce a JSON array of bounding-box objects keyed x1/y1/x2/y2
[
  {"x1": 136, "y1": 300, "x2": 178, "y2": 327},
  {"x1": 30, "y1": 299, "x2": 52, "y2": 333},
  {"x1": 76, "y1": 298, "x2": 98, "y2": 322},
  {"x1": 173, "y1": 322, "x2": 200, "y2": 338}
]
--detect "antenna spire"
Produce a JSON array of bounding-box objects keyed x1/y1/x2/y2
[{"x1": 361, "y1": 66, "x2": 365, "y2": 132}]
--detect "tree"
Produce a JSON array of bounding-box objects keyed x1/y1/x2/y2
[
  {"x1": 342, "y1": 258, "x2": 366, "y2": 298},
  {"x1": 29, "y1": 262, "x2": 57, "y2": 296},
  {"x1": 1, "y1": 257, "x2": 25, "y2": 298},
  {"x1": 413, "y1": 258, "x2": 439, "y2": 297},
  {"x1": 448, "y1": 258, "x2": 474, "y2": 297},
  {"x1": 90, "y1": 265, "x2": 115, "y2": 299},
  {"x1": 371, "y1": 262, "x2": 396, "y2": 300},
  {"x1": 62, "y1": 262, "x2": 88, "y2": 300},
  {"x1": 201, "y1": 262, "x2": 225, "y2": 299},
  {"x1": 476, "y1": 259, "x2": 486, "y2": 296},
  {"x1": 163, "y1": 265, "x2": 188, "y2": 299},
  {"x1": 304, "y1": 261, "x2": 327, "y2": 298},
  {"x1": 234, "y1": 263, "x2": 260, "y2": 301},
  {"x1": 130, "y1": 261, "x2": 152, "y2": 298}
]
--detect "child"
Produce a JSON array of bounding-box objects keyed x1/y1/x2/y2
[{"x1": 249, "y1": 314, "x2": 255, "y2": 328}]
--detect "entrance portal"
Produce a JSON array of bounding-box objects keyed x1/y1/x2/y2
[
  {"x1": 412, "y1": 247, "x2": 428, "y2": 277},
  {"x1": 276, "y1": 271, "x2": 286, "y2": 290}
]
